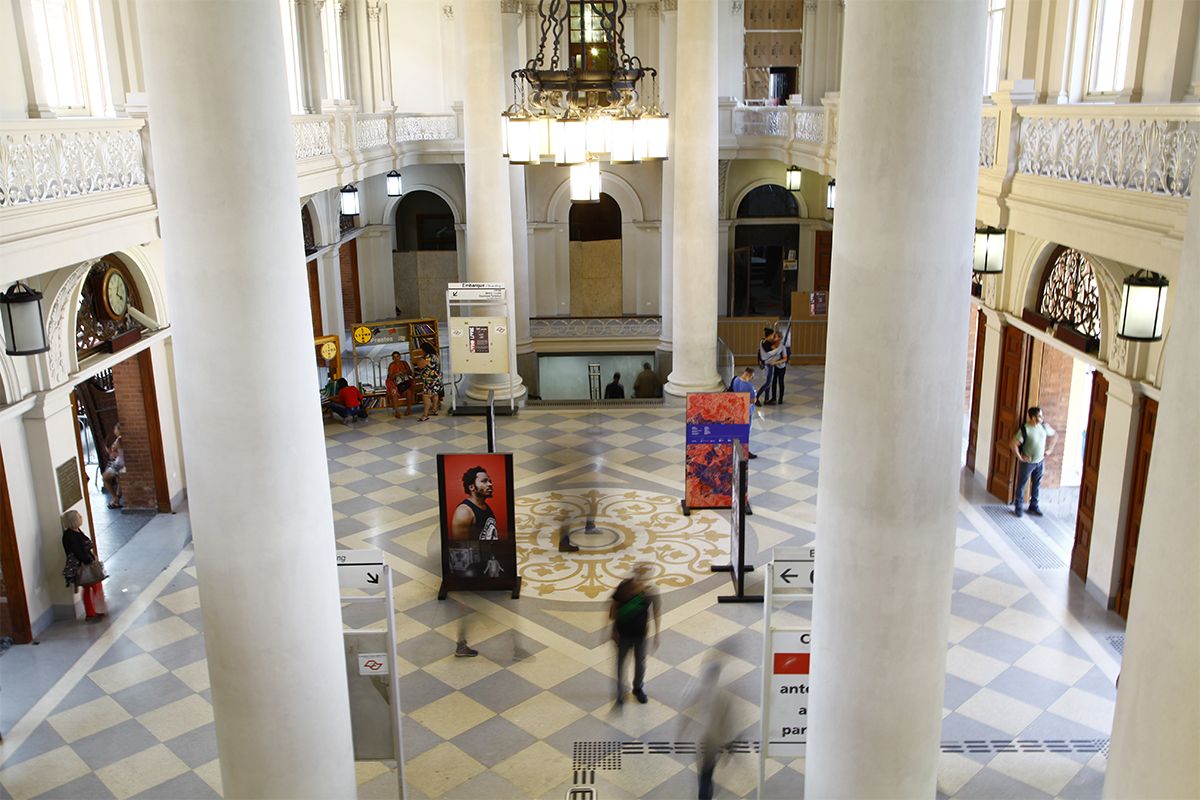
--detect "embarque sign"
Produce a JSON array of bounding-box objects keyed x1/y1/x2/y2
[{"x1": 766, "y1": 628, "x2": 811, "y2": 757}]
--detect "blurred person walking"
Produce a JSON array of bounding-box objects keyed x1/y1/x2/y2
[
  {"x1": 680, "y1": 657, "x2": 735, "y2": 800},
  {"x1": 609, "y1": 564, "x2": 660, "y2": 705}
]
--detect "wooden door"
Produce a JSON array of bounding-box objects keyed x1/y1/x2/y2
[
  {"x1": 987, "y1": 324, "x2": 1029, "y2": 501},
  {"x1": 966, "y1": 311, "x2": 987, "y2": 472},
  {"x1": 1116, "y1": 397, "x2": 1157, "y2": 618},
  {"x1": 137, "y1": 350, "x2": 172, "y2": 513},
  {"x1": 1071, "y1": 372, "x2": 1108, "y2": 580},
  {"x1": 813, "y1": 230, "x2": 832, "y2": 292},
  {"x1": 306, "y1": 261, "x2": 323, "y2": 337},
  {"x1": 0, "y1": 446, "x2": 32, "y2": 643},
  {"x1": 339, "y1": 239, "x2": 361, "y2": 326}
]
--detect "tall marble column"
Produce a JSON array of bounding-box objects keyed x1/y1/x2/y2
[
  {"x1": 656, "y1": 1, "x2": 678, "y2": 367},
  {"x1": 1104, "y1": 193, "x2": 1199, "y2": 798},
  {"x1": 462, "y1": 0, "x2": 525, "y2": 400},
  {"x1": 501, "y1": 1, "x2": 534, "y2": 380},
  {"x1": 804, "y1": 2, "x2": 985, "y2": 796},
  {"x1": 664, "y1": 0, "x2": 723, "y2": 396},
  {"x1": 138, "y1": 2, "x2": 356, "y2": 797},
  {"x1": 296, "y1": 0, "x2": 327, "y2": 113}
]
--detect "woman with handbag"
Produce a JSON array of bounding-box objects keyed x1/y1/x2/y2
[{"x1": 61, "y1": 510, "x2": 106, "y2": 621}]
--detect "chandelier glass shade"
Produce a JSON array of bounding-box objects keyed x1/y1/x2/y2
[
  {"x1": 503, "y1": 0, "x2": 667, "y2": 174},
  {"x1": 570, "y1": 160, "x2": 602, "y2": 203}
]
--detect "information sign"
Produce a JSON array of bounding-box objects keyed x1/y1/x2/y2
[
  {"x1": 336, "y1": 549, "x2": 386, "y2": 590},
  {"x1": 357, "y1": 653, "x2": 390, "y2": 676},
  {"x1": 766, "y1": 628, "x2": 811, "y2": 757},
  {"x1": 448, "y1": 282, "x2": 506, "y2": 302},
  {"x1": 772, "y1": 545, "x2": 816, "y2": 592}
]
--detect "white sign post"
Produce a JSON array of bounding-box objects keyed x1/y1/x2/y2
[
  {"x1": 758, "y1": 544, "x2": 816, "y2": 799},
  {"x1": 445, "y1": 283, "x2": 515, "y2": 413}
]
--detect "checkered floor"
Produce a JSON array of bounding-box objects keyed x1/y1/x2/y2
[{"x1": 0, "y1": 367, "x2": 1125, "y2": 798}]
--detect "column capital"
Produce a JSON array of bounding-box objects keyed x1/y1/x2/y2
[
  {"x1": 661, "y1": 0, "x2": 677, "y2": 11},
  {"x1": 500, "y1": 0, "x2": 522, "y2": 13}
]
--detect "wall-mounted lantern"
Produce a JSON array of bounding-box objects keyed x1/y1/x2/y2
[
  {"x1": 972, "y1": 226, "x2": 1006, "y2": 274},
  {"x1": 1117, "y1": 270, "x2": 1168, "y2": 342},
  {"x1": 0, "y1": 282, "x2": 50, "y2": 356},
  {"x1": 338, "y1": 184, "x2": 360, "y2": 216}
]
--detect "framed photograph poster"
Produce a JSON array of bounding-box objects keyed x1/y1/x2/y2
[{"x1": 436, "y1": 453, "x2": 520, "y2": 598}]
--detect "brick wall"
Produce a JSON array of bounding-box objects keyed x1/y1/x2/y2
[
  {"x1": 110, "y1": 357, "x2": 157, "y2": 509},
  {"x1": 1035, "y1": 344, "x2": 1074, "y2": 489},
  {"x1": 340, "y1": 239, "x2": 361, "y2": 326}
]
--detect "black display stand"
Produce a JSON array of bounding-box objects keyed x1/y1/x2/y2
[
  {"x1": 485, "y1": 391, "x2": 497, "y2": 454},
  {"x1": 712, "y1": 441, "x2": 762, "y2": 603}
]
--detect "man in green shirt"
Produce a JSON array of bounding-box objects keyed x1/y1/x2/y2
[{"x1": 1011, "y1": 406, "x2": 1057, "y2": 517}]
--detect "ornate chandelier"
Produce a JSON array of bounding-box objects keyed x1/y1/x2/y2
[{"x1": 502, "y1": 0, "x2": 668, "y2": 170}]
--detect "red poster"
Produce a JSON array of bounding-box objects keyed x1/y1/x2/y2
[{"x1": 684, "y1": 393, "x2": 751, "y2": 511}]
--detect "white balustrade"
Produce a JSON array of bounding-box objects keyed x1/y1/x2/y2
[
  {"x1": 293, "y1": 115, "x2": 334, "y2": 159},
  {"x1": 1015, "y1": 105, "x2": 1199, "y2": 198},
  {"x1": 0, "y1": 119, "x2": 147, "y2": 208},
  {"x1": 355, "y1": 114, "x2": 390, "y2": 150},
  {"x1": 791, "y1": 107, "x2": 825, "y2": 144},
  {"x1": 394, "y1": 113, "x2": 458, "y2": 143},
  {"x1": 732, "y1": 105, "x2": 790, "y2": 137}
]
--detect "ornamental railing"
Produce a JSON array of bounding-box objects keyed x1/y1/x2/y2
[
  {"x1": 979, "y1": 109, "x2": 1000, "y2": 168},
  {"x1": 733, "y1": 105, "x2": 790, "y2": 137},
  {"x1": 0, "y1": 119, "x2": 148, "y2": 208},
  {"x1": 529, "y1": 316, "x2": 661, "y2": 339},
  {"x1": 395, "y1": 113, "x2": 458, "y2": 143},
  {"x1": 791, "y1": 107, "x2": 825, "y2": 144},
  {"x1": 293, "y1": 115, "x2": 334, "y2": 159},
  {"x1": 1014, "y1": 105, "x2": 1199, "y2": 198}
]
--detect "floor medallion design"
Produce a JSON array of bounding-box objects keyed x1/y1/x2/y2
[{"x1": 515, "y1": 488, "x2": 728, "y2": 601}]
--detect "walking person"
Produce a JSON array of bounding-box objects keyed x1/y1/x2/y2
[
  {"x1": 730, "y1": 366, "x2": 759, "y2": 459},
  {"x1": 61, "y1": 510, "x2": 105, "y2": 621},
  {"x1": 766, "y1": 330, "x2": 789, "y2": 405},
  {"x1": 679, "y1": 656, "x2": 735, "y2": 800},
  {"x1": 610, "y1": 563, "x2": 660, "y2": 706},
  {"x1": 412, "y1": 349, "x2": 443, "y2": 421},
  {"x1": 1011, "y1": 406, "x2": 1057, "y2": 517}
]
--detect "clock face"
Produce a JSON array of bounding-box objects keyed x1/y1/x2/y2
[
  {"x1": 320, "y1": 341, "x2": 338, "y2": 360},
  {"x1": 352, "y1": 325, "x2": 373, "y2": 345},
  {"x1": 103, "y1": 269, "x2": 129, "y2": 320}
]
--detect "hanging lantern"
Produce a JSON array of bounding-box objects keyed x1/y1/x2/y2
[
  {"x1": 531, "y1": 113, "x2": 552, "y2": 159},
  {"x1": 609, "y1": 115, "x2": 637, "y2": 163},
  {"x1": 825, "y1": 179, "x2": 836, "y2": 211},
  {"x1": 0, "y1": 282, "x2": 49, "y2": 356},
  {"x1": 339, "y1": 184, "x2": 360, "y2": 216},
  {"x1": 586, "y1": 113, "x2": 611, "y2": 156},
  {"x1": 785, "y1": 165, "x2": 802, "y2": 191},
  {"x1": 1117, "y1": 270, "x2": 1169, "y2": 341},
  {"x1": 570, "y1": 161, "x2": 602, "y2": 204},
  {"x1": 643, "y1": 112, "x2": 669, "y2": 161},
  {"x1": 558, "y1": 115, "x2": 587, "y2": 165},
  {"x1": 506, "y1": 114, "x2": 538, "y2": 164},
  {"x1": 385, "y1": 170, "x2": 403, "y2": 197},
  {"x1": 632, "y1": 117, "x2": 650, "y2": 162},
  {"x1": 972, "y1": 226, "x2": 1006, "y2": 274}
]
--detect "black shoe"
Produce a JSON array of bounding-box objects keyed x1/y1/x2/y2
[
  {"x1": 1014, "y1": 507, "x2": 1023, "y2": 517},
  {"x1": 633, "y1": 689, "x2": 648, "y2": 704},
  {"x1": 454, "y1": 642, "x2": 478, "y2": 657},
  {"x1": 747, "y1": 453, "x2": 758, "y2": 460},
  {"x1": 1027, "y1": 506, "x2": 1043, "y2": 516}
]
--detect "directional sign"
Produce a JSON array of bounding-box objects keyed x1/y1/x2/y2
[
  {"x1": 766, "y1": 628, "x2": 811, "y2": 757},
  {"x1": 773, "y1": 545, "x2": 815, "y2": 592},
  {"x1": 357, "y1": 653, "x2": 390, "y2": 676},
  {"x1": 448, "y1": 282, "x2": 506, "y2": 302},
  {"x1": 336, "y1": 549, "x2": 385, "y2": 590}
]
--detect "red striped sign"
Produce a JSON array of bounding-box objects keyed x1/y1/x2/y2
[{"x1": 774, "y1": 652, "x2": 811, "y2": 675}]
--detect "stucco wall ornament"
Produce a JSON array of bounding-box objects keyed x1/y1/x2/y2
[
  {"x1": 529, "y1": 317, "x2": 661, "y2": 338},
  {"x1": 45, "y1": 260, "x2": 99, "y2": 386},
  {"x1": 731, "y1": 1, "x2": 743, "y2": 13},
  {"x1": 442, "y1": 4, "x2": 454, "y2": 20},
  {"x1": 718, "y1": 160, "x2": 730, "y2": 213},
  {"x1": 662, "y1": 0, "x2": 677, "y2": 11},
  {"x1": 500, "y1": 0, "x2": 522, "y2": 12},
  {"x1": 979, "y1": 115, "x2": 998, "y2": 168},
  {"x1": 0, "y1": 127, "x2": 147, "y2": 208},
  {"x1": 1017, "y1": 116, "x2": 1198, "y2": 198}
]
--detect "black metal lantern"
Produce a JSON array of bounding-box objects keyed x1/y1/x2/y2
[
  {"x1": 826, "y1": 179, "x2": 836, "y2": 211},
  {"x1": 1117, "y1": 270, "x2": 1168, "y2": 342},
  {"x1": 339, "y1": 184, "x2": 360, "y2": 216},
  {"x1": 0, "y1": 282, "x2": 50, "y2": 356},
  {"x1": 385, "y1": 170, "x2": 403, "y2": 198},
  {"x1": 972, "y1": 226, "x2": 1006, "y2": 274},
  {"x1": 785, "y1": 165, "x2": 802, "y2": 192}
]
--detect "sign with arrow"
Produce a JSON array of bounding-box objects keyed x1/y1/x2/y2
[
  {"x1": 336, "y1": 549, "x2": 386, "y2": 590},
  {"x1": 447, "y1": 282, "x2": 506, "y2": 302},
  {"x1": 772, "y1": 545, "x2": 815, "y2": 593}
]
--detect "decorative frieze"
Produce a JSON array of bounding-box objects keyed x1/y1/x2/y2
[
  {"x1": 529, "y1": 317, "x2": 662, "y2": 339},
  {"x1": 1016, "y1": 114, "x2": 1198, "y2": 198},
  {"x1": 442, "y1": 3, "x2": 454, "y2": 19},
  {"x1": 500, "y1": 0, "x2": 522, "y2": 12},
  {"x1": 979, "y1": 115, "x2": 998, "y2": 168},
  {"x1": 0, "y1": 125, "x2": 147, "y2": 207}
]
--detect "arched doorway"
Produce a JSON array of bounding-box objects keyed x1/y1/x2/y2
[
  {"x1": 394, "y1": 190, "x2": 458, "y2": 321},
  {"x1": 731, "y1": 184, "x2": 800, "y2": 317},
  {"x1": 568, "y1": 193, "x2": 622, "y2": 316}
]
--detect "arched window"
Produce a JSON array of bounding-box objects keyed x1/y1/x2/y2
[
  {"x1": 1038, "y1": 248, "x2": 1102, "y2": 343},
  {"x1": 736, "y1": 184, "x2": 799, "y2": 218},
  {"x1": 1088, "y1": 0, "x2": 1135, "y2": 94},
  {"x1": 395, "y1": 191, "x2": 457, "y2": 251},
  {"x1": 22, "y1": 0, "x2": 114, "y2": 116}
]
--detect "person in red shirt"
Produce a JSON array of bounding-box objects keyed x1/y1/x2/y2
[{"x1": 329, "y1": 377, "x2": 368, "y2": 425}]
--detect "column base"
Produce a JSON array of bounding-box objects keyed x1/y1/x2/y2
[
  {"x1": 664, "y1": 373, "x2": 725, "y2": 398},
  {"x1": 462, "y1": 373, "x2": 528, "y2": 403}
]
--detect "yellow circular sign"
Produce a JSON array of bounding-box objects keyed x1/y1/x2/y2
[
  {"x1": 352, "y1": 325, "x2": 373, "y2": 345},
  {"x1": 320, "y1": 341, "x2": 338, "y2": 360}
]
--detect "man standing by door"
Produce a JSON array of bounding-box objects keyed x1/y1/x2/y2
[{"x1": 1011, "y1": 406, "x2": 1056, "y2": 517}]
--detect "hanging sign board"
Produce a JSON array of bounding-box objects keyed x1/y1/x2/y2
[
  {"x1": 766, "y1": 628, "x2": 811, "y2": 757},
  {"x1": 436, "y1": 453, "x2": 520, "y2": 599},
  {"x1": 683, "y1": 393, "x2": 751, "y2": 512},
  {"x1": 447, "y1": 282, "x2": 506, "y2": 302},
  {"x1": 449, "y1": 316, "x2": 510, "y2": 374}
]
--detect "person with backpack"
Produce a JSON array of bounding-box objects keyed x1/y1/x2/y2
[
  {"x1": 1011, "y1": 406, "x2": 1057, "y2": 517},
  {"x1": 609, "y1": 563, "x2": 660, "y2": 706}
]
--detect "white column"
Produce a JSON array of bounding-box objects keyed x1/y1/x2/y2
[
  {"x1": 657, "y1": 2, "x2": 677, "y2": 363},
  {"x1": 664, "y1": 0, "x2": 723, "y2": 396},
  {"x1": 501, "y1": 3, "x2": 533, "y2": 363},
  {"x1": 138, "y1": 2, "x2": 356, "y2": 797},
  {"x1": 1104, "y1": 191, "x2": 1200, "y2": 799},
  {"x1": 804, "y1": 2, "x2": 985, "y2": 797},
  {"x1": 296, "y1": 0, "x2": 327, "y2": 113},
  {"x1": 462, "y1": 0, "x2": 525, "y2": 401},
  {"x1": 801, "y1": 0, "x2": 818, "y2": 103}
]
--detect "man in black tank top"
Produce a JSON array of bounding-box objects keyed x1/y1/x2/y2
[{"x1": 452, "y1": 466, "x2": 499, "y2": 540}]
